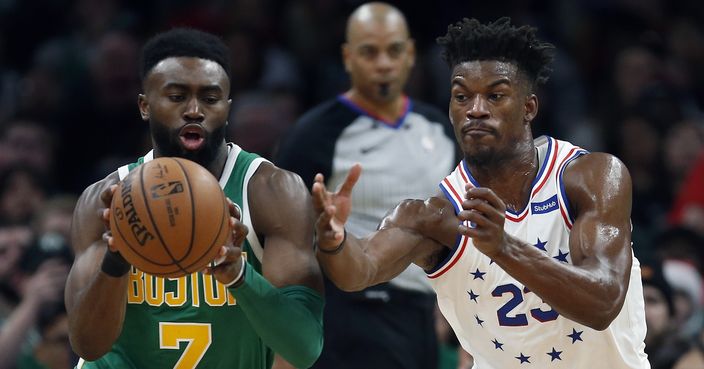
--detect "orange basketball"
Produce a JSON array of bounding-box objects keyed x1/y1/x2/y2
[{"x1": 109, "y1": 157, "x2": 231, "y2": 278}]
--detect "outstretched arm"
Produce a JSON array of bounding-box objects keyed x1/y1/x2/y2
[
  {"x1": 459, "y1": 153, "x2": 633, "y2": 330},
  {"x1": 65, "y1": 174, "x2": 130, "y2": 360},
  {"x1": 312, "y1": 164, "x2": 453, "y2": 291}
]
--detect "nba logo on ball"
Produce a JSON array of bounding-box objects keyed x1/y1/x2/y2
[
  {"x1": 150, "y1": 180, "x2": 186, "y2": 227},
  {"x1": 150, "y1": 181, "x2": 184, "y2": 199}
]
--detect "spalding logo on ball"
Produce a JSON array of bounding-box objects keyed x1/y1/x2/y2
[{"x1": 110, "y1": 157, "x2": 231, "y2": 278}]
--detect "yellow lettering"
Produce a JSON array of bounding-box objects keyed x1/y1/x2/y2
[
  {"x1": 127, "y1": 268, "x2": 144, "y2": 304},
  {"x1": 145, "y1": 274, "x2": 165, "y2": 306},
  {"x1": 127, "y1": 251, "x2": 253, "y2": 308},
  {"x1": 190, "y1": 272, "x2": 200, "y2": 307},
  {"x1": 203, "y1": 274, "x2": 226, "y2": 306},
  {"x1": 165, "y1": 276, "x2": 187, "y2": 306}
]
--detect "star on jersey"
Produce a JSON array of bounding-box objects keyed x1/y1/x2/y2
[
  {"x1": 492, "y1": 338, "x2": 504, "y2": 351},
  {"x1": 467, "y1": 290, "x2": 479, "y2": 303},
  {"x1": 533, "y1": 238, "x2": 547, "y2": 251},
  {"x1": 470, "y1": 268, "x2": 486, "y2": 280},
  {"x1": 554, "y1": 249, "x2": 570, "y2": 263},
  {"x1": 475, "y1": 315, "x2": 484, "y2": 327},
  {"x1": 515, "y1": 353, "x2": 531, "y2": 364},
  {"x1": 568, "y1": 328, "x2": 584, "y2": 343},
  {"x1": 547, "y1": 347, "x2": 563, "y2": 361}
]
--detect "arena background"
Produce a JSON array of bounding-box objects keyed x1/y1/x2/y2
[{"x1": 0, "y1": 0, "x2": 703, "y2": 368}]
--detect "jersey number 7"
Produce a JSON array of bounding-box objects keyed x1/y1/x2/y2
[{"x1": 159, "y1": 322, "x2": 212, "y2": 369}]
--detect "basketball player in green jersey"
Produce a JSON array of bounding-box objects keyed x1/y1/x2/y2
[{"x1": 65, "y1": 28, "x2": 324, "y2": 369}]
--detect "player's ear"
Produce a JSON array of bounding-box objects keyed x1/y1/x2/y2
[
  {"x1": 138, "y1": 94, "x2": 149, "y2": 121},
  {"x1": 406, "y1": 38, "x2": 416, "y2": 68},
  {"x1": 342, "y1": 43, "x2": 352, "y2": 72},
  {"x1": 524, "y1": 94, "x2": 538, "y2": 125}
]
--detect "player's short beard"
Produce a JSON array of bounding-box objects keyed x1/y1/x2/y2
[
  {"x1": 150, "y1": 121, "x2": 226, "y2": 166},
  {"x1": 464, "y1": 132, "x2": 513, "y2": 168},
  {"x1": 465, "y1": 132, "x2": 531, "y2": 170},
  {"x1": 465, "y1": 145, "x2": 506, "y2": 168}
]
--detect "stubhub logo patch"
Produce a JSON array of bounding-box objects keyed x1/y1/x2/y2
[{"x1": 532, "y1": 195, "x2": 558, "y2": 214}]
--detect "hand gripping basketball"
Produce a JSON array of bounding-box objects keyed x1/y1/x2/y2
[
  {"x1": 202, "y1": 199, "x2": 250, "y2": 287},
  {"x1": 109, "y1": 157, "x2": 231, "y2": 278},
  {"x1": 100, "y1": 184, "x2": 131, "y2": 277}
]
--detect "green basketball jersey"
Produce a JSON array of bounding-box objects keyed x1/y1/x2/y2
[{"x1": 78, "y1": 144, "x2": 272, "y2": 369}]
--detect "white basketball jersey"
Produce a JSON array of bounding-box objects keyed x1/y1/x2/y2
[{"x1": 428, "y1": 136, "x2": 650, "y2": 369}]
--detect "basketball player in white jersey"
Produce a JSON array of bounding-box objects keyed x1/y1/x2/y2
[{"x1": 311, "y1": 17, "x2": 650, "y2": 369}]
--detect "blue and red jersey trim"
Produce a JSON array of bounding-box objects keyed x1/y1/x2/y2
[
  {"x1": 337, "y1": 94, "x2": 411, "y2": 129},
  {"x1": 429, "y1": 136, "x2": 569, "y2": 278},
  {"x1": 432, "y1": 162, "x2": 473, "y2": 279},
  {"x1": 459, "y1": 137, "x2": 558, "y2": 222},
  {"x1": 556, "y1": 147, "x2": 588, "y2": 228}
]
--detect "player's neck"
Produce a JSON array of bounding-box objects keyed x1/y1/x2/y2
[
  {"x1": 344, "y1": 90, "x2": 405, "y2": 123},
  {"x1": 153, "y1": 143, "x2": 229, "y2": 180},
  {"x1": 466, "y1": 144, "x2": 538, "y2": 212},
  {"x1": 203, "y1": 144, "x2": 230, "y2": 180}
]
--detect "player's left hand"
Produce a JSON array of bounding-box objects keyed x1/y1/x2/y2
[
  {"x1": 203, "y1": 199, "x2": 249, "y2": 285},
  {"x1": 457, "y1": 186, "x2": 507, "y2": 258},
  {"x1": 311, "y1": 164, "x2": 361, "y2": 251}
]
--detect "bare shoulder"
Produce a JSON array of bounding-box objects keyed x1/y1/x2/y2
[
  {"x1": 76, "y1": 172, "x2": 121, "y2": 214},
  {"x1": 564, "y1": 152, "x2": 629, "y2": 177},
  {"x1": 563, "y1": 152, "x2": 632, "y2": 213},
  {"x1": 247, "y1": 162, "x2": 312, "y2": 231},
  {"x1": 85, "y1": 172, "x2": 121, "y2": 198},
  {"x1": 383, "y1": 194, "x2": 458, "y2": 247},
  {"x1": 563, "y1": 153, "x2": 631, "y2": 194},
  {"x1": 248, "y1": 162, "x2": 310, "y2": 204},
  {"x1": 71, "y1": 171, "x2": 120, "y2": 255}
]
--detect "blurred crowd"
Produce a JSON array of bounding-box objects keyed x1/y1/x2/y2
[{"x1": 0, "y1": 0, "x2": 703, "y2": 368}]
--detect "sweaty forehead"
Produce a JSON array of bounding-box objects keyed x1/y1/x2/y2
[{"x1": 145, "y1": 56, "x2": 229, "y2": 90}]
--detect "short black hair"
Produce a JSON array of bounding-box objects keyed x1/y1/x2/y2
[
  {"x1": 437, "y1": 17, "x2": 555, "y2": 88},
  {"x1": 140, "y1": 28, "x2": 231, "y2": 81}
]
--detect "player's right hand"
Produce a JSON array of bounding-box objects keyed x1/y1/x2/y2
[
  {"x1": 203, "y1": 199, "x2": 249, "y2": 285},
  {"x1": 99, "y1": 184, "x2": 119, "y2": 252},
  {"x1": 225, "y1": 198, "x2": 248, "y2": 248},
  {"x1": 311, "y1": 164, "x2": 362, "y2": 251},
  {"x1": 458, "y1": 185, "x2": 507, "y2": 259}
]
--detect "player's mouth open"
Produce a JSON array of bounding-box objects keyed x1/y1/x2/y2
[{"x1": 179, "y1": 125, "x2": 206, "y2": 151}]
